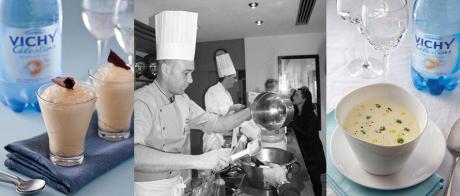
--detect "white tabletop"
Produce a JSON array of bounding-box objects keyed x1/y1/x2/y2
[
  {"x1": 326, "y1": 0, "x2": 458, "y2": 195},
  {"x1": 0, "y1": 0, "x2": 132, "y2": 195}
]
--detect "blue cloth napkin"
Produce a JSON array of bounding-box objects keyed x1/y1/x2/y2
[
  {"x1": 4, "y1": 112, "x2": 133, "y2": 194},
  {"x1": 326, "y1": 110, "x2": 444, "y2": 196}
]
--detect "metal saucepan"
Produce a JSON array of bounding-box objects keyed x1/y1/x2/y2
[
  {"x1": 142, "y1": 54, "x2": 158, "y2": 79},
  {"x1": 134, "y1": 55, "x2": 146, "y2": 78},
  {"x1": 250, "y1": 92, "x2": 294, "y2": 131},
  {"x1": 145, "y1": 62, "x2": 158, "y2": 79},
  {"x1": 241, "y1": 148, "x2": 300, "y2": 189},
  {"x1": 134, "y1": 61, "x2": 146, "y2": 78}
]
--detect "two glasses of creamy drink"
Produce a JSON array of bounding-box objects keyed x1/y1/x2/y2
[{"x1": 37, "y1": 51, "x2": 133, "y2": 166}]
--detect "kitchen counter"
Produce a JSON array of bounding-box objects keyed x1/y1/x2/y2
[{"x1": 191, "y1": 131, "x2": 315, "y2": 196}]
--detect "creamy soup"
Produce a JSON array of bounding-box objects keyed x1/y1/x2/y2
[{"x1": 343, "y1": 97, "x2": 420, "y2": 146}]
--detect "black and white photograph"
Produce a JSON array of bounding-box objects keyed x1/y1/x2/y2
[{"x1": 133, "y1": 0, "x2": 326, "y2": 195}]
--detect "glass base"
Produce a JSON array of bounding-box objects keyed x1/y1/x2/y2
[
  {"x1": 50, "y1": 153, "x2": 83, "y2": 167},
  {"x1": 98, "y1": 128, "x2": 130, "y2": 141},
  {"x1": 347, "y1": 57, "x2": 383, "y2": 79}
]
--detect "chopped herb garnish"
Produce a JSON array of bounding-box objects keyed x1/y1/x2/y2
[
  {"x1": 387, "y1": 107, "x2": 392, "y2": 111},
  {"x1": 361, "y1": 130, "x2": 367, "y2": 134},
  {"x1": 375, "y1": 104, "x2": 381, "y2": 108},
  {"x1": 379, "y1": 126, "x2": 386, "y2": 131},
  {"x1": 404, "y1": 127, "x2": 410, "y2": 132},
  {"x1": 397, "y1": 138, "x2": 404, "y2": 144},
  {"x1": 396, "y1": 119, "x2": 402, "y2": 124},
  {"x1": 366, "y1": 116, "x2": 371, "y2": 119}
]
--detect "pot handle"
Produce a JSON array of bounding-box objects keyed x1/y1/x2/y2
[{"x1": 286, "y1": 161, "x2": 301, "y2": 181}]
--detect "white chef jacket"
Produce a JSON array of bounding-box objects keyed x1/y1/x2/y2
[
  {"x1": 205, "y1": 82, "x2": 234, "y2": 115},
  {"x1": 134, "y1": 82, "x2": 228, "y2": 195},
  {"x1": 203, "y1": 82, "x2": 235, "y2": 151}
]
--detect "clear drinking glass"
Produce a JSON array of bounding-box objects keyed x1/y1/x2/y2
[
  {"x1": 37, "y1": 82, "x2": 96, "y2": 166},
  {"x1": 89, "y1": 69, "x2": 134, "y2": 141},
  {"x1": 362, "y1": 0, "x2": 408, "y2": 82},
  {"x1": 114, "y1": 0, "x2": 134, "y2": 67},
  {"x1": 82, "y1": 0, "x2": 117, "y2": 68},
  {"x1": 337, "y1": 0, "x2": 383, "y2": 79}
]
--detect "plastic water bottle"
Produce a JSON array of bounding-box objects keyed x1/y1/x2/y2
[
  {"x1": 411, "y1": 0, "x2": 460, "y2": 95},
  {"x1": 0, "y1": 0, "x2": 62, "y2": 112}
]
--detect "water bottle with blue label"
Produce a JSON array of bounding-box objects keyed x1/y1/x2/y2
[
  {"x1": 411, "y1": 0, "x2": 460, "y2": 95},
  {"x1": 0, "y1": 0, "x2": 62, "y2": 112}
]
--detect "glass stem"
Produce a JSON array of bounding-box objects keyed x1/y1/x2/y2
[
  {"x1": 97, "y1": 39, "x2": 109, "y2": 69},
  {"x1": 357, "y1": 24, "x2": 370, "y2": 69},
  {"x1": 362, "y1": 37, "x2": 370, "y2": 69},
  {"x1": 383, "y1": 51, "x2": 390, "y2": 82},
  {"x1": 128, "y1": 55, "x2": 134, "y2": 68}
]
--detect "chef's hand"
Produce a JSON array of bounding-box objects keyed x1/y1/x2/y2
[
  {"x1": 263, "y1": 163, "x2": 289, "y2": 188},
  {"x1": 240, "y1": 120, "x2": 261, "y2": 141},
  {"x1": 229, "y1": 104, "x2": 245, "y2": 113},
  {"x1": 197, "y1": 148, "x2": 231, "y2": 170}
]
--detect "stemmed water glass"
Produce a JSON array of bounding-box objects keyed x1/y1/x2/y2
[
  {"x1": 81, "y1": 0, "x2": 117, "y2": 69},
  {"x1": 337, "y1": 0, "x2": 383, "y2": 79},
  {"x1": 113, "y1": 0, "x2": 134, "y2": 67},
  {"x1": 362, "y1": 0, "x2": 408, "y2": 82}
]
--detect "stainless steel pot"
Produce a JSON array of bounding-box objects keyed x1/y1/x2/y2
[
  {"x1": 134, "y1": 61, "x2": 146, "y2": 78},
  {"x1": 241, "y1": 148, "x2": 299, "y2": 189},
  {"x1": 251, "y1": 92, "x2": 294, "y2": 131},
  {"x1": 144, "y1": 62, "x2": 157, "y2": 79}
]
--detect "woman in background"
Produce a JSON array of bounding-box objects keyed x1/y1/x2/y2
[
  {"x1": 290, "y1": 86, "x2": 325, "y2": 196},
  {"x1": 264, "y1": 78, "x2": 279, "y2": 92}
]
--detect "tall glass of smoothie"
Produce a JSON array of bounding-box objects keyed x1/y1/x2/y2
[
  {"x1": 89, "y1": 51, "x2": 134, "y2": 141},
  {"x1": 37, "y1": 77, "x2": 96, "y2": 166}
]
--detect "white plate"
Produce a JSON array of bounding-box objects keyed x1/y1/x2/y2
[{"x1": 330, "y1": 120, "x2": 445, "y2": 190}]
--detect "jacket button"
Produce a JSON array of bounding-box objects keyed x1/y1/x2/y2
[
  {"x1": 163, "y1": 127, "x2": 165, "y2": 130},
  {"x1": 160, "y1": 109, "x2": 162, "y2": 112}
]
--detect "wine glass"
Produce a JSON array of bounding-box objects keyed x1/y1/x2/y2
[
  {"x1": 362, "y1": 0, "x2": 408, "y2": 82},
  {"x1": 337, "y1": 0, "x2": 383, "y2": 79},
  {"x1": 113, "y1": 0, "x2": 134, "y2": 67},
  {"x1": 81, "y1": 0, "x2": 117, "y2": 69}
]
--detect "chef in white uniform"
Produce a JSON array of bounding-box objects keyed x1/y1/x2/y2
[
  {"x1": 134, "y1": 11, "x2": 256, "y2": 196},
  {"x1": 202, "y1": 53, "x2": 245, "y2": 152}
]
